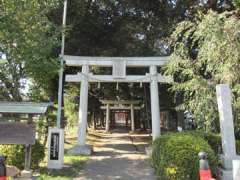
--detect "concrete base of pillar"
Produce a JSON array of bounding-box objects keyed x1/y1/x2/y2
[
  {"x1": 68, "y1": 145, "x2": 92, "y2": 155},
  {"x1": 233, "y1": 160, "x2": 240, "y2": 180},
  {"x1": 15, "y1": 170, "x2": 32, "y2": 180},
  {"x1": 218, "y1": 168, "x2": 233, "y2": 180},
  {"x1": 220, "y1": 155, "x2": 240, "y2": 169}
]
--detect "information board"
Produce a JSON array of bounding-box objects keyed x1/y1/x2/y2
[{"x1": 0, "y1": 122, "x2": 35, "y2": 145}]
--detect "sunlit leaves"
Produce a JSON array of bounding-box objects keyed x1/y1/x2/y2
[
  {"x1": 165, "y1": 10, "x2": 240, "y2": 132},
  {"x1": 0, "y1": 0, "x2": 60, "y2": 100}
]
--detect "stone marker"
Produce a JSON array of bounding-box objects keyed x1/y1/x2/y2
[
  {"x1": 216, "y1": 84, "x2": 237, "y2": 167},
  {"x1": 47, "y1": 128, "x2": 64, "y2": 169},
  {"x1": 216, "y1": 84, "x2": 240, "y2": 180}
]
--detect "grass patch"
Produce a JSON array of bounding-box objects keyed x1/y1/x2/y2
[{"x1": 37, "y1": 155, "x2": 89, "y2": 180}]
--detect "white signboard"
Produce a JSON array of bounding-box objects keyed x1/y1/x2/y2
[
  {"x1": 112, "y1": 60, "x2": 126, "y2": 79},
  {"x1": 47, "y1": 128, "x2": 64, "y2": 169}
]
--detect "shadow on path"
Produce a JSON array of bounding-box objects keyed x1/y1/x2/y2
[{"x1": 75, "y1": 128, "x2": 156, "y2": 180}]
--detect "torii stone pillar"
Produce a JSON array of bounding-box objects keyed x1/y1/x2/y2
[
  {"x1": 150, "y1": 65, "x2": 161, "y2": 140},
  {"x1": 216, "y1": 84, "x2": 240, "y2": 180},
  {"x1": 68, "y1": 65, "x2": 92, "y2": 155},
  {"x1": 131, "y1": 104, "x2": 135, "y2": 132},
  {"x1": 105, "y1": 103, "x2": 110, "y2": 132},
  {"x1": 78, "y1": 65, "x2": 89, "y2": 145}
]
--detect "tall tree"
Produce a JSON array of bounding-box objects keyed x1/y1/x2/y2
[
  {"x1": 52, "y1": 0, "x2": 236, "y2": 127},
  {"x1": 0, "y1": 0, "x2": 60, "y2": 101},
  {"x1": 49, "y1": 0, "x2": 240, "y2": 126},
  {"x1": 164, "y1": 10, "x2": 240, "y2": 133}
]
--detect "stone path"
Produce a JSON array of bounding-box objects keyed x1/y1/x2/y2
[{"x1": 75, "y1": 128, "x2": 156, "y2": 180}]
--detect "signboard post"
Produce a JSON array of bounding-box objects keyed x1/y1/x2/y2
[{"x1": 47, "y1": 128, "x2": 64, "y2": 169}]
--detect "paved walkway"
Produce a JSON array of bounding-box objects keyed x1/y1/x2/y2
[{"x1": 75, "y1": 128, "x2": 156, "y2": 180}]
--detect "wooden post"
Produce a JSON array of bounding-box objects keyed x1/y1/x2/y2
[
  {"x1": 105, "y1": 103, "x2": 110, "y2": 132},
  {"x1": 131, "y1": 104, "x2": 135, "y2": 132},
  {"x1": 125, "y1": 112, "x2": 129, "y2": 127},
  {"x1": 24, "y1": 145, "x2": 31, "y2": 171},
  {"x1": 112, "y1": 110, "x2": 116, "y2": 128},
  {"x1": 25, "y1": 114, "x2": 33, "y2": 171}
]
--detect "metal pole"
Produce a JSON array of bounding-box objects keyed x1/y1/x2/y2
[{"x1": 57, "y1": 0, "x2": 68, "y2": 128}]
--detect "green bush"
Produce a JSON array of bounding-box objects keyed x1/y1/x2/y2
[
  {"x1": 185, "y1": 131, "x2": 222, "y2": 154},
  {"x1": 237, "y1": 140, "x2": 240, "y2": 155},
  {"x1": 0, "y1": 140, "x2": 45, "y2": 170},
  {"x1": 151, "y1": 132, "x2": 218, "y2": 180},
  {"x1": 189, "y1": 131, "x2": 240, "y2": 155}
]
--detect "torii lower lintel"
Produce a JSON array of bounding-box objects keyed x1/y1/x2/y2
[{"x1": 65, "y1": 74, "x2": 173, "y2": 83}]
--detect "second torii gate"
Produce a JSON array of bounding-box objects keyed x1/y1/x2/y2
[
  {"x1": 64, "y1": 55, "x2": 172, "y2": 155},
  {"x1": 100, "y1": 100, "x2": 142, "y2": 132}
]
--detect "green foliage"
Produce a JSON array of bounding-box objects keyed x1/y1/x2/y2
[
  {"x1": 186, "y1": 131, "x2": 240, "y2": 155},
  {"x1": 61, "y1": 0, "x2": 239, "y2": 129},
  {"x1": 64, "y1": 85, "x2": 79, "y2": 128},
  {"x1": 235, "y1": 0, "x2": 240, "y2": 9},
  {"x1": 202, "y1": 133, "x2": 240, "y2": 155},
  {"x1": 198, "y1": 132, "x2": 222, "y2": 154},
  {"x1": 236, "y1": 140, "x2": 240, "y2": 154},
  {"x1": 185, "y1": 131, "x2": 222, "y2": 154},
  {"x1": 151, "y1": 132, "x2": 218, "y2": 180},
  {"x1": 62, "y1": 0, "x2": 199, "y2": 127},
  {"x1": 164, "y1": 10, "x2": 240, "y2": 132},
  {"x1": 0, "y1": 140, "x2": 45, "y2": 170},
  {"x1": 0, "y1": 0, "x2": 60, "y2": 101}
]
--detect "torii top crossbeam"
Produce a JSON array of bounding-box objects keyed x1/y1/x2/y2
[
  {"x1": 64, "y1": 55, "x2": 173, "y2": 83},
  {"x1": 64, "y1": 55, "x2": 169, "y2": 67}
]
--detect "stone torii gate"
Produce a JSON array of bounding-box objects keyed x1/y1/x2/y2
[
  {"x1": 100, "y1": 100, "x2": 142, "y2": 132},
  {"x1": 64, "y1": 55, "x2": 172, "y2": 155}
]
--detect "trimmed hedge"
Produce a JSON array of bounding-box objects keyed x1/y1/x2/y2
[
  {"x1": 151, "y1": 132, "x2": 218, "y2": 180},
  {"x1": 188, "y1": 131, "x2": 240, "y2": 155},
  {"x1": 0, "y1": 140, "x2": 45, "y2": 170},
  {"x1": 185, "y1": 131, "x2": 222, "y2": 154}
]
